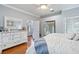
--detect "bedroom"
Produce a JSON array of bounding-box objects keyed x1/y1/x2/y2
[{"x1": 0, "y1": 4, "x2": 79, "y2": 54}]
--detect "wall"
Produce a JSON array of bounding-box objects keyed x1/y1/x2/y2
[
  {"x1": 1, "y1": 4, "x2": 79, "y2": 37},
  {"x1": 0, "y1": 5, "x2": 41, "y2": 40},
  {"x1": 40, "y1": 7, "x2": 79, "y2": 36},
  {"x1": 40, "y1": 14, "x2": 65, "y2": 36},
  {"x1": 0, "y1": 5, "x2": 38, "y2": 27},
  {"x1": 62, "y1": 7, "x2": 79, "y2": 17},
  {"x1": 62, "y1": 7, "x2": 79, "y2": 32}
]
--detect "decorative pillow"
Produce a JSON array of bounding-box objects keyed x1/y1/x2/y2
[
  {"x1": 73, "y1": 33, "x2": 79, "y2": 41},
  {"x1": 65, "y1": 33, "x2": 76, "y2": 40}
]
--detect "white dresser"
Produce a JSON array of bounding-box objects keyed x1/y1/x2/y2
[
  {"x1": 0, "y1": 16, "x2": 27, "y2": 51},
  {"x1": 1, "y1": 31, "x2": 27, "y2": 50}
]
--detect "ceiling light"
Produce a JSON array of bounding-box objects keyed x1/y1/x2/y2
[
  {"x1": 40, "y1": 4, "x2": 48, "y2": 10},
  {"x1": 50, "y1": 8, "x2": 54, "y2": 12}
]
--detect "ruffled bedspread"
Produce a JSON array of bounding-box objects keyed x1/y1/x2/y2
[{"x1": 26, "y1": 33, "x2": 79, "y2": 54}]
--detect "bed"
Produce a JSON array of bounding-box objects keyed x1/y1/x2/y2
[{"x1": 26, "y1": 33, "x2": 79, "y2": 54}]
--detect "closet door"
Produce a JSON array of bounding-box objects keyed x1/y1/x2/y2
[{"x1": 33, "y1": 21, "x2": 39, "y2": 40}]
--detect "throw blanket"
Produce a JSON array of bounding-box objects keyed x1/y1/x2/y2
[{"x1": 34, "y1": 38, "x2": 49, "y2": 54}]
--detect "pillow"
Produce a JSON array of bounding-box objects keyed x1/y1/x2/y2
[
  {"x1": 65, "y1": 33, "x2": 76, "y2": 40},
  {"x1": 73, "y1": 33, "x2": 79, "y2": 41}
]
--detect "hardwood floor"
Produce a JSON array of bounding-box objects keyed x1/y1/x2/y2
[{"x1": 2, "y1": 43, "x2": 28, "y2": 54}]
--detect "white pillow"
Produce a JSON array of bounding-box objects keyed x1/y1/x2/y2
[
  {"x1": 65, "y1": 33, "x2": 76, "y2": 40},
  {"x1": 73, "y1": 33, "x2": 79, "y2": 41}
]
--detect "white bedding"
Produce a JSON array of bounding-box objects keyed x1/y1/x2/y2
[{"x1": 26, "y1": 33, "x2": 79, "y2": 54}]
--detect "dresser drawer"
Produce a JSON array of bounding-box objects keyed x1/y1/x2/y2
[
  {"x1": 0, "y1": 44, "x2": 2, "y2": 50},
  {"x1": 11, "y1": 33, "x2": 21, "y2": 41},
  {"x1": 2, "y1": 42, "x2": 15, "y2": 50},
  {"x1": 0, "y1": 39, "x2": 2, "y2": 44},
  {"x1": 2, "y1": 37, "x2": 11, "y2": 43},
  {"x1": 2, "y1": 33, "x2": 11, "y2": 43},
  {"x1": 20, "y1": 32, "x2": 27, "y2": 42},
  {"x1": 0, "y1": 50, "x2": 2, "y2": 54}
]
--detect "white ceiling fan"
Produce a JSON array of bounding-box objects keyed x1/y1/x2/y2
[{"x1": 37, "y1": 4, "x2": 54, "y2": 12}]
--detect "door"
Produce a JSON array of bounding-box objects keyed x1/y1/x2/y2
[
  {"x1": 32, "y1": 21, "x2": 39, "y2": 40},
  {"x1": 43, "y1": 20, "x2": 56, "y2": 36},
  {"x1": 26, "y1": 20, "x2": 39, "y2": 40}
]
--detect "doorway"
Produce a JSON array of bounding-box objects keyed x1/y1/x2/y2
[{"x1": 43, "y1": 20, "x2": 56, "y2": 36}]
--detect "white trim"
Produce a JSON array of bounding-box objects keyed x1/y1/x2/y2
[
  {"x1": 1, "y1": 4, "x2": 40, "y2": 18},
  {"x1": 62, "y1": 6, "x2": 79, "y2": 11},
  {"x1": 66, "y1": 16, "x2": 79, "y2": 19}
]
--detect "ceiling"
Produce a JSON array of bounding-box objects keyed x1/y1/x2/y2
[{"x1": 8, "y1": 4, "x2": 79, "y2": 18}]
